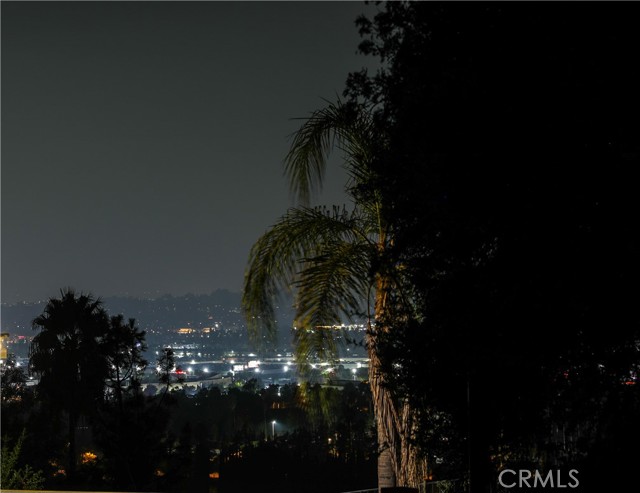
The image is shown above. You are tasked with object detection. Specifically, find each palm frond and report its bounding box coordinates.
[293,240,373,363]
[285,100,377,205]
[242,205,370,346]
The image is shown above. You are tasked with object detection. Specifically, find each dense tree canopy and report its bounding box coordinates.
[345,2,640,491]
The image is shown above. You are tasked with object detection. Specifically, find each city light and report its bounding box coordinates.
[81,451,98,464]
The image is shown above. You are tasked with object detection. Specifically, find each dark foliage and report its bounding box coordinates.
[346,2,640,491]
[29,289,111,483]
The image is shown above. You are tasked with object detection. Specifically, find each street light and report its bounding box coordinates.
[271,420,276,439]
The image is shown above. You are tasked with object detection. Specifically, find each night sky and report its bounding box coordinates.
[1,1,377,304]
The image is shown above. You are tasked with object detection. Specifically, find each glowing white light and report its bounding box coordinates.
[283,365,289,372]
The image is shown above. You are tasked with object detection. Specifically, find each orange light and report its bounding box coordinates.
[209,472,220,479]
[81,451,98,464]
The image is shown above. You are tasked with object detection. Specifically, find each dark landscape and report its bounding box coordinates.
[2,2,639,493]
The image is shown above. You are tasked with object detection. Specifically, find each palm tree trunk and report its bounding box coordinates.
[369,346,427,490]
[369,347,397,490]
[370,278,399,491]
[370,277,427,491]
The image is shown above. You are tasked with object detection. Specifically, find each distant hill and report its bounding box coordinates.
[0,290,294,336]
[0,291,370,360]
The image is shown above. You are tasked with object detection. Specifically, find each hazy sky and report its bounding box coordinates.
[1,1,378,304]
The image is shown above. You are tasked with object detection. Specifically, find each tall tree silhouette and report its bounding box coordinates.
[243,100,425,488]
[345,2,640,490]
[30,288,110,481]
[104,315,147,414]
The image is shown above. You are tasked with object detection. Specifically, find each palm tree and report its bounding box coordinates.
[243,101,426,489]
[30,288,110,481]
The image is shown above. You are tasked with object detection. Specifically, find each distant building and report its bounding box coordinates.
[0,332,9,360]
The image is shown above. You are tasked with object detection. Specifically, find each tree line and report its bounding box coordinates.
[1,288,377,492]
